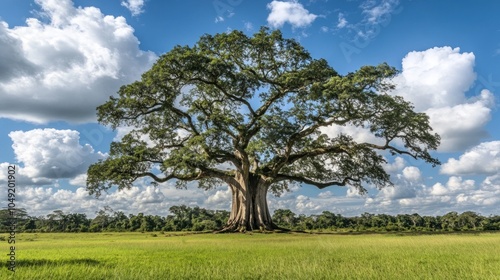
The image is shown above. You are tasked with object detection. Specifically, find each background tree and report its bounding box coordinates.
[441,211,460,231]
[87,28,440,232]
[273,209,297,229]
[0,208,29,232]
[90,206,113,232]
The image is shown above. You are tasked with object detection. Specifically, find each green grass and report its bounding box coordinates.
[1,232,499,279]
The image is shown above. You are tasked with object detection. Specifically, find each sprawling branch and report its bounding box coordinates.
[274,174,358,189]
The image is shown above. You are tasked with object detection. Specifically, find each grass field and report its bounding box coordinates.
[1,231,499,280]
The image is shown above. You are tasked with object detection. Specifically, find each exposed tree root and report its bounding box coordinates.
[214,221,291,234]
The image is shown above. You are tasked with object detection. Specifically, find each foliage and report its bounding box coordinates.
[1,207,498,233]
[87,27,440,201]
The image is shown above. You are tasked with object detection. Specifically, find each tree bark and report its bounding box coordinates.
[218,174,277,232]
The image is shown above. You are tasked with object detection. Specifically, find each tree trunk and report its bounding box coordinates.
[218,174,278,232]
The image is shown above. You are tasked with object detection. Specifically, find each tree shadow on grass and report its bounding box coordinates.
[14,258,103,267]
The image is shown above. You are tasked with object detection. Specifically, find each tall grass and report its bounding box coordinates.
[1,232,499,279]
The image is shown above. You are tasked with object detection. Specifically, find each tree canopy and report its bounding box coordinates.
[87,27,440,232]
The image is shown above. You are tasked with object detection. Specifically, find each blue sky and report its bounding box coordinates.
[0,0,499,218]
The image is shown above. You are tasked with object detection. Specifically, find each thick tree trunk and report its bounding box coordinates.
[218,175,278,232]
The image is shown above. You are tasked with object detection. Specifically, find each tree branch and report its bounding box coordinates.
[169,106,201,135]
[189,77,257,117]
[274,174,358,189]
[362,142,418,160]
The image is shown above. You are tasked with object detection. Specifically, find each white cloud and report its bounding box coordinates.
[429,182,448,196]
[0,0,156,123]
[383,157,406,173]
[11,171,500,218]
[9,129,106,180]
[369,164,422,206]
[335,0,401,42]
[361,174,500,215]
[361,0,400,24]
[295,194,322,212]
[121,0,145,16]
[402,166,422,182]
[0,162,54,186]
[0,22,38,82]
[205,188,232,209]
[69,174,88,187]
[441,141,500,175]
[319,123,384,146]
[456,191,499,207]
[267,0,318,29]
[15,181,229,217]
[425,90,493,151]
[482,175,500,192]
[392,46,476,111]
[378,184,416,201]
[317,191,333,199]
[429,176,475,196]
[346,186,363,198]
[135,186,165,204]
[244,21,254,32]
[337,12,348,28]
[391,47,494,152]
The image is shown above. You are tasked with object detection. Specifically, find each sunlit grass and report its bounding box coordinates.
[1,232,499,279]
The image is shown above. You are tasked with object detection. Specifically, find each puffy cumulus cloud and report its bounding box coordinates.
[425,90,494,151]
[19,187,64,213]
[0,162,53,186]
[429,176,476,196]
[383,157,406,173]
[295,194,322,212]
[135,186,165,204]
[228,173,499,215]
[267,190,367,216]
[362,174,500,215]
[14,174,500,218]
[443,176,499,208]
[16,182,232,217]
[391,47,494,152]
[455,191,499,207]
[367,167,422,207]
[381,185,416,200]
[402,166,422,182]
[0,22,38,82]
[361,159,494,216]
[68,174,87,187]
[319,123,385,147]
[441,141,500,175]
[9,128,107,180]
[121,0,145,16]
[482,175,500,192]
[205,187,232,209]
[317,191,333,199]
[346,186,363,198]
[267,0,318,29]
[16,186,111,216]
[0,0,156,123]
[392,47,476,110]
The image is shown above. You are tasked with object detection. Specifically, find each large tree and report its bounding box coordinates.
[87,28,440,232]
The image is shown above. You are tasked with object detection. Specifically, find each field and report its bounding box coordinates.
[1,232,499,279]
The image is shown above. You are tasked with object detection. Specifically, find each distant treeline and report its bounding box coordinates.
[1,206,499,233]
